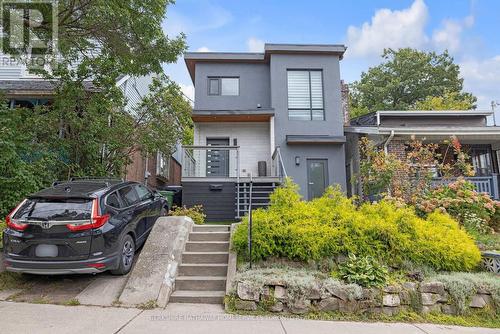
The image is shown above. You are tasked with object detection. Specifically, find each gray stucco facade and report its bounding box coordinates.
[269,53,346,195]
[194,62,271,110]
[184,43,347,200]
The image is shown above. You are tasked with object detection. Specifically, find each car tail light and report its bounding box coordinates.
[87,263,106,269]
[6,199,28,231]
[66,198,110,232]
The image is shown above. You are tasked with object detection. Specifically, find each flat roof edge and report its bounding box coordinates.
[378,110,493,116]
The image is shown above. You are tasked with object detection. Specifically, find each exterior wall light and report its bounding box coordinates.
[295,156,300,165]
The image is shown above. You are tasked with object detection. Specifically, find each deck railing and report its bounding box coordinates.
[431,175,500,199]
[182,145,284,180]
[181,145,240,179]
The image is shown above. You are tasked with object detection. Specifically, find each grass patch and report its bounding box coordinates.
[137,300,158,309]
[0,272,30,291]
[226,305,500,328]
[63,298,80,306]
[472,231,500,252]
[32,296,51,304]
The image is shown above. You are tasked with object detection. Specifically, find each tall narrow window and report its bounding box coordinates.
[287,70,324,120]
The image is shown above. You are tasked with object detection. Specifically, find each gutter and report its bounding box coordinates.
[383,130,395,154]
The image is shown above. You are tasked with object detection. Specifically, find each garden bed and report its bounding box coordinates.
[227,179,500,327]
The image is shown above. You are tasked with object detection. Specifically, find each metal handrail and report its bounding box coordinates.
[272,146,288,179]
[247,172,253,268]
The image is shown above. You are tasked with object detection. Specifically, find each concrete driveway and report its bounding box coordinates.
[0,301,498,334]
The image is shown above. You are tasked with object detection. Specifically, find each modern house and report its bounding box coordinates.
[0,66,182,188]
[345,110,500,199]
[182,43,348,221]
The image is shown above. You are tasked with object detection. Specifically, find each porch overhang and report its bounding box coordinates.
[345,126,500,141]
[0,80,96,97]
[191,109,274,122]
[286,135,346,144]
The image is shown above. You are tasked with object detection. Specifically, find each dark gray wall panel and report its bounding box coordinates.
[182,181,236,222]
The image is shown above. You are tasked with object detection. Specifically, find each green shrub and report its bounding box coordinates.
[335,254,388,288]
[232,179,481,271]
[0,220,6,248]
[170,205,206,225]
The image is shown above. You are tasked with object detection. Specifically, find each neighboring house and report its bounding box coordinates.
[182,43,348,221]
[0,68,181,188]
[345,110,500,199]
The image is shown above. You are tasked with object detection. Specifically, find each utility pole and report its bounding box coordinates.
[492,101,500,126]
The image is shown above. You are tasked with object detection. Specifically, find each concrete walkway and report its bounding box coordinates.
[0,301,498,334]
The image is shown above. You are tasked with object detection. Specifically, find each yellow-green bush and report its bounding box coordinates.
[170,205,206,225]
[232,180,481,271]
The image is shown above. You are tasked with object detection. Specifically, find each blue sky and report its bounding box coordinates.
[162,0,500,111]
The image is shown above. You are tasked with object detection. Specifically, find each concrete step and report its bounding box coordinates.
[179,264,228,276]
[169,290,225,304]
[185,241,229,252]
[193,225,230,232]
[175,276,226,291]
[189,232,230,242]
[182,252,229,264]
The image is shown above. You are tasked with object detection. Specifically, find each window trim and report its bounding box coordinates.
[287,69,325,121]
[207,76,240,96]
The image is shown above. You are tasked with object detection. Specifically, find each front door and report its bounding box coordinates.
[206,138,230,177]
[307,159,328,200]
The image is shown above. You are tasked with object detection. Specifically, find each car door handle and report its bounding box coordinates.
[308,182,314,185]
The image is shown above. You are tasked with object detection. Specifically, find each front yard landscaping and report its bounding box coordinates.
[229,179,500,328]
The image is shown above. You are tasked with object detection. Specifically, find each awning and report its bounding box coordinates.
[286,135,346,144]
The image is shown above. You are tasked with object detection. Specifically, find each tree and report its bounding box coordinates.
[413,91,476,110]
[0,1,191,215]
[350,48,476,116]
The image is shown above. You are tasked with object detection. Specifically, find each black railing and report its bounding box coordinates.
[247,173,254,268]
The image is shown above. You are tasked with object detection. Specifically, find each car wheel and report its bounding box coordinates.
[110,234,135,275]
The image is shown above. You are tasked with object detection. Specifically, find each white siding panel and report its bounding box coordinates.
[195,122,271,176]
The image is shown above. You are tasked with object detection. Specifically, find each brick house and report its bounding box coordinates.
[345,110,500,199]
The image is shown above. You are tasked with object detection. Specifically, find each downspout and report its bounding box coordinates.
[383,130,395,154]
[383,130,395,197]
[144,151,150,186]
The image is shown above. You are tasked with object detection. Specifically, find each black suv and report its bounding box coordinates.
[3,179,168,275]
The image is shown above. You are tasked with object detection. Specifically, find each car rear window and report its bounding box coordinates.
[13,198,93,221]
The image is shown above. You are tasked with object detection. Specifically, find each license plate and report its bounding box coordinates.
[35,244,58,257]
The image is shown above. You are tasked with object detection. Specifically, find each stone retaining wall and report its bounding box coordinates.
[230,280,496,316]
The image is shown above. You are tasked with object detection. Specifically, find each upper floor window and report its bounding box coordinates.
[287,70,324,120]
[208,77,239,96]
